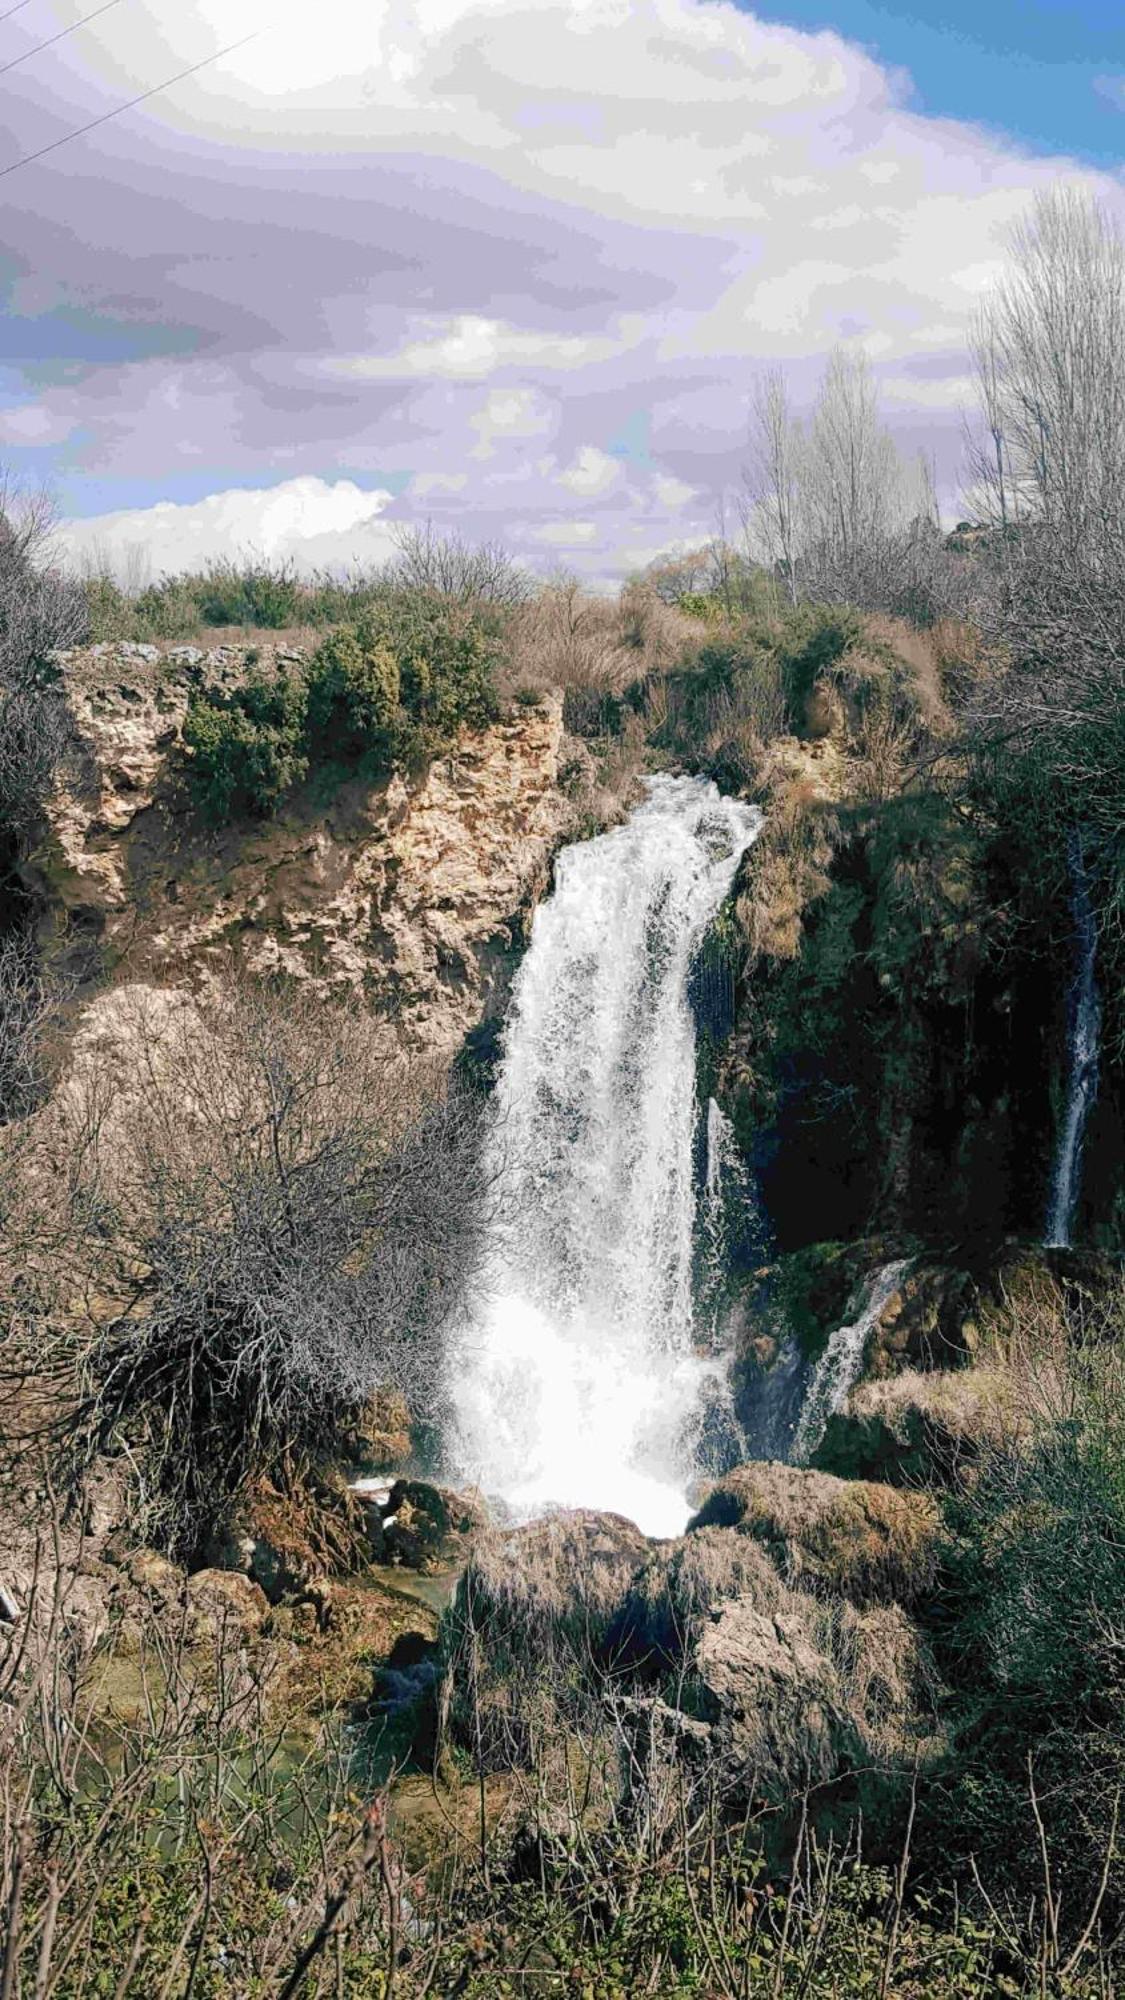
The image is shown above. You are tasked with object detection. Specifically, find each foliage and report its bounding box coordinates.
[926,1329,1125,1921]
[183,667,309,822]
[303,624,401,771]
[196,556,303,629]
[182,598,504,823]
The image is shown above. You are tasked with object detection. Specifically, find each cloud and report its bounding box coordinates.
[324,315,626,381]
[557,445,622,498]
[2,0,1122,583]
[528,520,599,547]
[652,472,697,510]
[58,478,397,579]
[0,404,74,445]
[469,387,557,459]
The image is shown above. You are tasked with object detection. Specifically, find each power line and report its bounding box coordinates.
[0,2,37,23]
[0,29,259,180]
[0,0,127,78]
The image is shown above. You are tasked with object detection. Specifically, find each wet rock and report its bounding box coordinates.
[383,1480,488,1572]
[864,1262,979,1376]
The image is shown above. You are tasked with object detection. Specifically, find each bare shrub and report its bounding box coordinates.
[0,477,82,840]
[0,932,61,1124]
[23,976,489,1557]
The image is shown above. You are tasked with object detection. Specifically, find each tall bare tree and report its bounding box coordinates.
[964,189,1125,912]
[745,350,943,616]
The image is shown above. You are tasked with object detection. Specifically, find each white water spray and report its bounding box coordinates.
[790,1260,913,1466]
[1044,836,1101,1251]
[446,775,762,1537]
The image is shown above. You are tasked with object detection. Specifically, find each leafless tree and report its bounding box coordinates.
[30,975,490,1557]
[0,933,59,1125]
[963,190,1125,929]
[744,350,946,620]
[746,370,802,604]
[388,521,532,608]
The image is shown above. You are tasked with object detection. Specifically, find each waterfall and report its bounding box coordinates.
[790,1259,913,1466]
[699,1096,757,1333]
[1044,835,1101,1250]
[445,774,762,1537]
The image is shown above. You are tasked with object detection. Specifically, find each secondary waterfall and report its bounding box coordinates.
[446,775,762,1537]
[790,1259,913,1466]
[1044,834,1101,1250]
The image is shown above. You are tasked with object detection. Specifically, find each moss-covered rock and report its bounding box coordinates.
[687,1462,941,1608]
[813,1366,1022,1487]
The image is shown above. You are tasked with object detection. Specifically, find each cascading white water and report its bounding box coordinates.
[446,775,762,1538]
[699,1096,755,1334]
[1044,835,1101,1250]
[790,1259,913,1466]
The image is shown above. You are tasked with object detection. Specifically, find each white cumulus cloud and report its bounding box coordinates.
[58,478,397,579]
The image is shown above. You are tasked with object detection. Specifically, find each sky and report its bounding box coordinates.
[0,0,1122,586]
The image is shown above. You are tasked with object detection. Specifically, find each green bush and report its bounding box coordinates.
[925,1337,1125,1923]
[304,625,402,771]
[183,669,308,822]
[396,608,501,741]
[197,558,301,629]
[775,606,862,723]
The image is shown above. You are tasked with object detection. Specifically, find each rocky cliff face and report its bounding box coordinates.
[28,643,572,1058]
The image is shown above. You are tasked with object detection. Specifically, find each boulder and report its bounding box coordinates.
[441,1510,650,1767]
[813,1365,1022,1486]
[184,1569,269,1643]
[688,1462,940,1607]
[610,1527,785,1671]
[688,1595,850,1797]
[383,1479,489,1572]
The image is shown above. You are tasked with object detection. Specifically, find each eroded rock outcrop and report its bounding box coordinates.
[30,644,571,1058]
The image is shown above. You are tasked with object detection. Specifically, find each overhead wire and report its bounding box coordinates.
[0,0,127,78]
[0,28,260,180]
[0,2,37,23]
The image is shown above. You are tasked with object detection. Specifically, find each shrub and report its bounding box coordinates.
[34,979,489,1558]
[395,606,501,742]
[304,624,401,771]
[927,1327,1125,1925]
[183,669,308,822]
[197,556,302,628]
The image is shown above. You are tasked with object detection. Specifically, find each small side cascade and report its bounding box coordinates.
[699,1096,756,1331]
[790,1259,914,1466]
[1044,833,1101,1251]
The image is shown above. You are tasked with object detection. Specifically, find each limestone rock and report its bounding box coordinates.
[185,1568,269,1642]
[689,1596,849,1795]
[30,648,570,1061]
